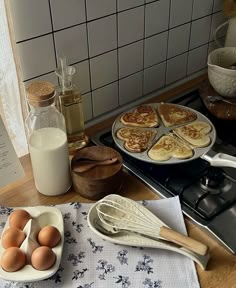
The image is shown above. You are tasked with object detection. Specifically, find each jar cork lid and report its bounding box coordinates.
[26,81,55,107]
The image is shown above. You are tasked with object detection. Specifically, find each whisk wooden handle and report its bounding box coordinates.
[160,226,208,256]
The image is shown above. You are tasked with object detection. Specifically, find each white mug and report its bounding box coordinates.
[214,17,236,47]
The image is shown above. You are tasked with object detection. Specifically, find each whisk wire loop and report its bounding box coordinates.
[96,200,163,237]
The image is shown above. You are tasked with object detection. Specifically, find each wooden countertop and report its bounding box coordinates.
[0,74,235,287]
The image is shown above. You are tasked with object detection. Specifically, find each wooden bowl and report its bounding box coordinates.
[71,146,124,200]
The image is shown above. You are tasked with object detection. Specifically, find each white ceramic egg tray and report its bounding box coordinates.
[0,206,64,282]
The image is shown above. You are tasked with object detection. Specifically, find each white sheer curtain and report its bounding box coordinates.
[0,0,28,157]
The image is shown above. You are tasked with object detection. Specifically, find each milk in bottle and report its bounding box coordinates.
[25,81,71,196]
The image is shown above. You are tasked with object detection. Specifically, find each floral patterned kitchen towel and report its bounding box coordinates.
[0,196,200,288]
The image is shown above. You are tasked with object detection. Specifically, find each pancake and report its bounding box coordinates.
[148,134,193,161]
[120,105,159,128]
[158,103,197,127]
[173,121,212,147]
[116,127,157,153]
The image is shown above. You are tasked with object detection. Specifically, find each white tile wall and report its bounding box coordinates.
[24,72,58,88]
[50,0,86,31]
[82,92,92,121]
[10,0,223,124]
[187,44,209,75]
[73,60,91,95]
[17,34,56,80]
[92,82,118,117]
[86,0,116,21]
[54,25,88,65]
[90,50,118,90]
[143,62,166,95]
[9,0,52,42]
[118,6,144,47]
[169,0,193,28]
[167,23,191,58]
[192,0,213,20]
[208,40,218,54]
[213,0,224,12]
[210,11,227,42]
[119,72,143,105]
[166,53,188,84]
[190,16,212,49]
[88,15,117,57]
[145,0,170,37]
[144,31,168,68]
[118,0,145,12]
[118,40,144,78]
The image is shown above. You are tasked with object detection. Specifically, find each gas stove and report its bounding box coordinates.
[91,89,236,254]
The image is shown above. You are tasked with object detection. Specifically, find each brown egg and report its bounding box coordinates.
[37,226,61,248]
[1,228,26,249]
[9,209,31,230]
[1,247,26,272]
[31,246,56,270]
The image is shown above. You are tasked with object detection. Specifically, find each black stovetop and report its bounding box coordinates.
[91,89,236,253]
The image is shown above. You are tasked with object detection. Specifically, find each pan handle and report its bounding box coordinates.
[202,152,236,168]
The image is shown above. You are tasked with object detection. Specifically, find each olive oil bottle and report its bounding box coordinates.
[55,57,88,154]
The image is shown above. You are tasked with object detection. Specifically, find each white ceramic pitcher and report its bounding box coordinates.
[214,17,236,47]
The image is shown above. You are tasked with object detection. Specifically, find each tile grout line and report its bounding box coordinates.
[142,3,146,96]
[185,0,195,77]
[47,0,58,86]
[116,0,120,106]
[84,0,94,119]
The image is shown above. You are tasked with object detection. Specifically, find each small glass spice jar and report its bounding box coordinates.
[25,81,71,196]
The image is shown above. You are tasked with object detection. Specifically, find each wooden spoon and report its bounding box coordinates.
[73,157,118,173]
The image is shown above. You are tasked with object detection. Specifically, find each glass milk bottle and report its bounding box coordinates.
[55,57,88,155]
[25,81,71,196]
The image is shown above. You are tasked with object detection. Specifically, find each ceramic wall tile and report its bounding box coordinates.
[144,31,168,68]
[192,0,213,20]
[17,35,56,81]
[86,0,116,21]
[145,0,170,37]
[54,24,88,65]
[167,23,191,58]
[9,0,52,42]
[90,50,118,90]
[143,62,166,95]
[92,82,118,117]
[118,40,144,78]
[11,0,222,125]
[82,92,92,122]
[88,15,117,57]
[169,0,193,28]
[166,53,188,84]
[208,41,218,54]
[50,0,86,31]
[117,0,145,11]
[24,72,58,88]
[73,60,91,95]
[190,16,212,49]
[213,0,223,12]
[119,72,143,105]
[187,44,208,75]
[210,11,227,42]
[118,6,144,46]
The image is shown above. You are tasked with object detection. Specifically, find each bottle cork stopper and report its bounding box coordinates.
[26,81,55,107]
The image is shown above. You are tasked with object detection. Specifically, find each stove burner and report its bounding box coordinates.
[182,166,235,219]
[200,167,232,194]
